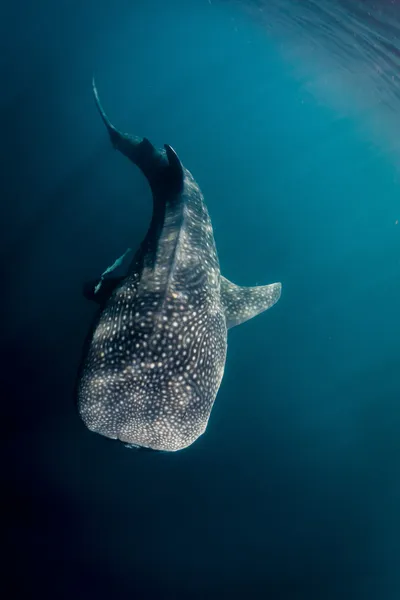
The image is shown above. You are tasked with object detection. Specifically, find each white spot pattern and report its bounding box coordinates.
[78,156,281,452]
[78,167,227,451]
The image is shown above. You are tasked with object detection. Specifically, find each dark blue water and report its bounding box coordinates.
[3,0,400,598]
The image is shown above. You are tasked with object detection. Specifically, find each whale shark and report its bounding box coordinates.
[77,80,281,452]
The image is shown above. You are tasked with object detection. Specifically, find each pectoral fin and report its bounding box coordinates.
[83,248,132,305]
[83,276,125,305]
[220,276,281,329]
[98,247,132,279]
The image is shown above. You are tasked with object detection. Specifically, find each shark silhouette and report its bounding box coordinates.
[77,80,281,452]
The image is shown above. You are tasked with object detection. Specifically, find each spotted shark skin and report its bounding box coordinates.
[77,80,281,452]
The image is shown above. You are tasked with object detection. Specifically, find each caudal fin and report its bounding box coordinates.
[92,78,183,193]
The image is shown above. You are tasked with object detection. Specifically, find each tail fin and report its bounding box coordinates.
[92,78,183,193]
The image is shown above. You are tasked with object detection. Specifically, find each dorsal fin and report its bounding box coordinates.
[164,144,184,191]
[220,276,281,329]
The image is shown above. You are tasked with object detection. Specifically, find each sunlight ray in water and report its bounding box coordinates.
[226,0,400,160]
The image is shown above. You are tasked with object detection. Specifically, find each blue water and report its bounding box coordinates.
[3,0,400,598]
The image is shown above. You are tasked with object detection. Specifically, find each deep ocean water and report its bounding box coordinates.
[3,0,400,598]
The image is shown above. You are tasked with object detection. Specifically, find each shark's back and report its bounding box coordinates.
[78,167,227,451]
[77,80,282,453]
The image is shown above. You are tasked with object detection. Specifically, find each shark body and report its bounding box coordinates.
[77,81,281,452]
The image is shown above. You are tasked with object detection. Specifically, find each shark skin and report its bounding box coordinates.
[77,80,281,452]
